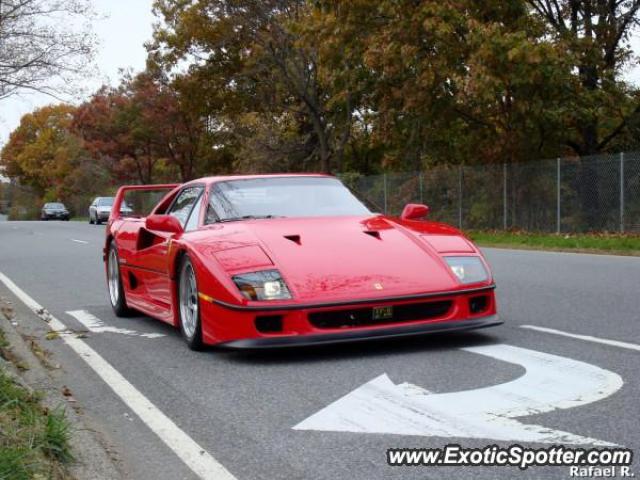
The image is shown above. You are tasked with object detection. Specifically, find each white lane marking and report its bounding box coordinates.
[67,310,165,339]
[521,325,640,352]
[0,271,236,480]
[71,239,89,244]
[294,344,622,445]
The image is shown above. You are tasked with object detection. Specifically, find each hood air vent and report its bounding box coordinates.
[284,234,301,245]
[363,230,381,239]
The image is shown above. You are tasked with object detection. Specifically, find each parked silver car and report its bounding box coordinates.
[89,197,132,225]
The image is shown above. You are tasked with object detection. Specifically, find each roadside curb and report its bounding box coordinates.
[0,291,124,480]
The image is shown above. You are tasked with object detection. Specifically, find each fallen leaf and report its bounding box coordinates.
[45,331,60,340]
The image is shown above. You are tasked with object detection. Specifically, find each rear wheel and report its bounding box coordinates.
[178,255,204,350]
[107,242,132,316]
[89,211,94,224]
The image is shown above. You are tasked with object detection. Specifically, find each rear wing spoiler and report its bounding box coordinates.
[111,184,180,221]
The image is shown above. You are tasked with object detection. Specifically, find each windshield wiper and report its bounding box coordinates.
[217,215,284,223]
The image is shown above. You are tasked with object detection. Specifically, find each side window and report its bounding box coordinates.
[205,196,219,224]
[167,187,203,227]
[185,193,203,232]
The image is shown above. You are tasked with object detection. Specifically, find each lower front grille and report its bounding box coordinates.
[308,300,453,329]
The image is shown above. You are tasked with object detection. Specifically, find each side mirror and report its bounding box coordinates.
[145,214,183,234]
[401,203,430,220]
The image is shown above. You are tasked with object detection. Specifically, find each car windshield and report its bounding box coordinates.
[98,197,114,207]
[207,177,372,222]
[45,203,65,209]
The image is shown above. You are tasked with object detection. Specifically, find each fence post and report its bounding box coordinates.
[620,152,625,233]
[458,165,463,229]
[383,173,388,214]
[418,172,424,204]
[557,157,561,234]
[502,163,507,230]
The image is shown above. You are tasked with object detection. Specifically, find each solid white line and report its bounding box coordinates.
[521,325,640,352]
[71,239,89,244]
[0,271,236,480]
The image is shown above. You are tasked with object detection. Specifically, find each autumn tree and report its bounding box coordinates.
[306,1,576,170]
[74,71,230,183]
[150,0,357,173]
[526,0,640,156]
[0,104,89,201]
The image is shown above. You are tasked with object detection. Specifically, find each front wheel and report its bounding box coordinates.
[107,242,132,316]
[178,255,204,350]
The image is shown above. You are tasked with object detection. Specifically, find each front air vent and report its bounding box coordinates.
[255,315,283,333]
[469,295,489,314]
[284,234,301,245]
[309,301,452,329]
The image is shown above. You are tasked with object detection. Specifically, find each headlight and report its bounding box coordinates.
[444,256,489,284]
[232,270,292,301]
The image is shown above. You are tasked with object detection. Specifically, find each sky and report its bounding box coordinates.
[0,0,156,147]
[2,2,640,150]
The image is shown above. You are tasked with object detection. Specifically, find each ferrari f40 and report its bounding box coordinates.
[104,175,500,350]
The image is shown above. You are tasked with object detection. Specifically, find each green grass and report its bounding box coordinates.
[0,344,73,479]
[468,230,640,255]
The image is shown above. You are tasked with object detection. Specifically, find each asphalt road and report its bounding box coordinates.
[0,220,638,480]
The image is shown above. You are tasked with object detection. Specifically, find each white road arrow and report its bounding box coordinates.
[66,310,165,339]
[293,344,622,445]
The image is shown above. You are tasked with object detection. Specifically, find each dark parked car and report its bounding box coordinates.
[41,202,70,221]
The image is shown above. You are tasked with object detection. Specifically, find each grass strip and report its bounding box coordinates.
[0,330,73,480]
[468,230,640,256]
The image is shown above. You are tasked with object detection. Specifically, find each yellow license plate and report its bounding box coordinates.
[372,306,393,321]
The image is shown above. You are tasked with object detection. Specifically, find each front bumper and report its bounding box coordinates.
[42,212,69,219]
[200,285,499,348]
[219,314,501,348]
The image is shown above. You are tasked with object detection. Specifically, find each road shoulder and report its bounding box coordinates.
[0,286,125,480]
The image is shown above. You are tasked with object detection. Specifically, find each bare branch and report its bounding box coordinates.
[0,0,96,101]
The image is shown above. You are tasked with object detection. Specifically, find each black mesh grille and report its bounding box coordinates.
[308,301,452,329]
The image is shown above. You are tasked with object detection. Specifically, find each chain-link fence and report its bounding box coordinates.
[2,150,639,231]
[342,151,640,233]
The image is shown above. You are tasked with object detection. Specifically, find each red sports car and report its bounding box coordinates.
[104,175,499,350]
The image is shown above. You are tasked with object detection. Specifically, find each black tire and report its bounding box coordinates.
[107,241,133,317]
[177,255,204,351]
[89,212,94,224]
[95,215,102,225]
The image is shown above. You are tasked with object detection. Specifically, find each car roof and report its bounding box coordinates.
[182,173,334,187]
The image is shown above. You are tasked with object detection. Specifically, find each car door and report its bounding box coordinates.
[134,186,204,319]
[90,198,97,220]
